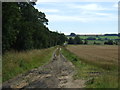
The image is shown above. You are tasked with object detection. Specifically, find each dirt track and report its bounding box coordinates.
[3,48,85,88]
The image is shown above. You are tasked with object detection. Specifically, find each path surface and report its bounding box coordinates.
[3,48,85,88]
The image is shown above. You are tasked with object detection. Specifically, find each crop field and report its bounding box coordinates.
[67,45,118,69]
[61,45,118,88]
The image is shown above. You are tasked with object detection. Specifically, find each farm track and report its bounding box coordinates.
[2,49,85,88]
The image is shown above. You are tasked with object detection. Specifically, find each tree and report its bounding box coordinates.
[74,36,82,44]
[94,41,96,44]
[84,39,88,44]
[2,2,21,52]
[68,38,74,44]
[104,40,114,45]
[2,2,67,53]
[87,37,96,40]
[70,33,76,37]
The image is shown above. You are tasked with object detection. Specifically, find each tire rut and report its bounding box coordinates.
[2,48,86,89]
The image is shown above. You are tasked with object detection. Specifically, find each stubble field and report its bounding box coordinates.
[67,45,118,70]
[61,45,119,88]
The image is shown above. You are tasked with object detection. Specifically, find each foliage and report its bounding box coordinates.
[68,36,83,44]
[104,40,114,45]
[67,35,119,45]
[68,38,74,44]
[86,37,96,40]
[74,36,83,44]
[69,33,76,36]
[2,2,66,53]
[84,39,88,44]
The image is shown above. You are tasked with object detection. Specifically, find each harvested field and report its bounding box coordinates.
[67,45,118,69]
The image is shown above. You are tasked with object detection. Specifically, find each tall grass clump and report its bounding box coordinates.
[3,47,56,82]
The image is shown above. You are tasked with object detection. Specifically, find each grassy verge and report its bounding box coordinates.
[61,47,118,88]
[3,47,56,82]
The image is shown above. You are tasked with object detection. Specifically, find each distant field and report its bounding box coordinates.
[67,45,118,69]
[67,35,119,45]
[67,36,119,40]
[80,36,118,40]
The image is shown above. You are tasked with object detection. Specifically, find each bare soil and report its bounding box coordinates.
[2,49,86,89]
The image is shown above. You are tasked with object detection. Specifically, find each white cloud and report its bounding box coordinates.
[34,5,60,13]
[113,3,118,7]
[36,0,118,3]
[37,8,59,13]
[94,13,112,16]
[81,11,113,16]
[46,14,117,23]
[47,15,87,22]
[68,4,110,11]
[35,2,117,23]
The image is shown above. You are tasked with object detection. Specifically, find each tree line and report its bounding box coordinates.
[67,36,119,45]
[2,2,66,53]
[67,36,86,44]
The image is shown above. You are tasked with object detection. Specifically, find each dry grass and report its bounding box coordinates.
[3,47,56,82]
[67,45,118,70]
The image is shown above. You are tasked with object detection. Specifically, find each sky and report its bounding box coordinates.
[34,0,118,35]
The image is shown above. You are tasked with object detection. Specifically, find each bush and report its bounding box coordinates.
[84,39,88,44]
[87,37,96,40]
[104,40,114,45]
[68,36,83,44]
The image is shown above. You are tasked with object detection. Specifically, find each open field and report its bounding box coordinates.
[66,45,118,70]
[80,36,118,40]
[67,35,119,40]
[61,45,118,88]
[3,47,56,82]
[67,35,119,45]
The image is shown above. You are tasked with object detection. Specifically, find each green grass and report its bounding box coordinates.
[67,35,119,45]
[67,36,118,40]
[2,47,56,82]
[100,36,118,39]
[86,40,104,45]
[61,47,118,88]
[79,36,118,40]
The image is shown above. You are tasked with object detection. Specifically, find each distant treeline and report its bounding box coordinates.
[104,34,119,36]
[2,2,66,53]
[67,36,119,45]
[67,36,85,44]
[68,33,120,37]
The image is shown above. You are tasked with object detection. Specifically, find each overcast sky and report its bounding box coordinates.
[35,0,118,35]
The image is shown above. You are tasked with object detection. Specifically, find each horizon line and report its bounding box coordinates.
[64,32,119,35]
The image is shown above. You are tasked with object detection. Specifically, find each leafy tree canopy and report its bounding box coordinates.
[2,2,66,53]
